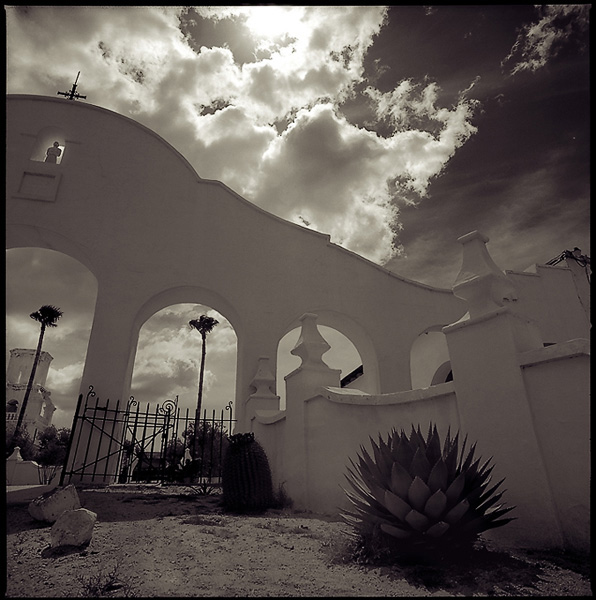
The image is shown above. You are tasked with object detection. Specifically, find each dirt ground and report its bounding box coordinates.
[5,485,592,598]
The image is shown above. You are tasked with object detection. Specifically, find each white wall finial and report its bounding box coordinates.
[249,356,277,399]
[453,231,517,319]
[291,313,331,370]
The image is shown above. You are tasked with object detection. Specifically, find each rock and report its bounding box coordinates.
[51,508,97,548]
[28,484,81,523]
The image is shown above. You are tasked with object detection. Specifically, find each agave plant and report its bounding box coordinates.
[342,424,515,559]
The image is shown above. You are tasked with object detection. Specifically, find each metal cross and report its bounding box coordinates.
[57,71,87,101]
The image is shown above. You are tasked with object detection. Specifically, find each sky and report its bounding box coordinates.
[5,6,590,430]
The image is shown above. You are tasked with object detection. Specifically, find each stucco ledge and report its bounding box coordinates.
[319,381,456,406]
[252,409,286,425]
[519,338,590,369]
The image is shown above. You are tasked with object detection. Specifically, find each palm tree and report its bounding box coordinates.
[13,305,63,441]
[189,315,219,461]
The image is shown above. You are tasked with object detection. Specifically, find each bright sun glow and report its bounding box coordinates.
[242,6,305,42]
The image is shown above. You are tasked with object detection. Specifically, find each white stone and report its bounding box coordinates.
[28,484,81,523]
[51,508,97,548]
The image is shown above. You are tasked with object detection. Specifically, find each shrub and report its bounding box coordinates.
[341,424,515,562]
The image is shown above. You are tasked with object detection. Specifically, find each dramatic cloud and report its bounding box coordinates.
[6,5,479,266]
[6,6,589,426]
[502,5,590,74]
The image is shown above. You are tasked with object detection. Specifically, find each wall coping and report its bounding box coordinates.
[519,338,590,369]
[253,409,286,425]
[319,381,456,406]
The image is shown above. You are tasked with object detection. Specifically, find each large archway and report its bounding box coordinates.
[5,247,98,430]
[130,303,238,418]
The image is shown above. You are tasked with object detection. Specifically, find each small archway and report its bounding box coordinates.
[276,325,362,410]
[409,326,452,389]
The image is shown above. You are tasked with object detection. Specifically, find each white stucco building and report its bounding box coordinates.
[6,95,589,552]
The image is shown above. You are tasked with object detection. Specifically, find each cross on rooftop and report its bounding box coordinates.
[57,71,87,101]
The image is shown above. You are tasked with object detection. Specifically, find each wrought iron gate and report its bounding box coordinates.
[60,386,235,486]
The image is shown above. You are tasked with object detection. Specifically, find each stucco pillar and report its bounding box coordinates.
[67,285,139,484]
[283,314,341,510]
[443,232,564,549]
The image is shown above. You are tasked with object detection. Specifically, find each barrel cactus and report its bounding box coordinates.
[222,432,274,513]
[342,424,515,560]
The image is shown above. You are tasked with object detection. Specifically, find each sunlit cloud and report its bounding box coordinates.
[502,5,590,75]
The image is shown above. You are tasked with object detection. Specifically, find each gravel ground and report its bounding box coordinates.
[5,486,592,597]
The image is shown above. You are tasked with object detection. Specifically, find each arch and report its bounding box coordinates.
[6,247,98,429]
[130,302,238,416]
[276,309,380,407]
[409,326,451,389]
[30,125,66,164]
[6,224,100,280]
[130,287,245,411]
[430,360,453,385]
[276,324,362,409]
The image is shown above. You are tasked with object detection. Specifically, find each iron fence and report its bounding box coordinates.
[60,386,235,487]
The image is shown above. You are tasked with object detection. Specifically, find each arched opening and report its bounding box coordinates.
[276,325,362,410]
[5,247,98,430]
[409,327,452,389]
[130,303,238,418]
[29,126,66,164]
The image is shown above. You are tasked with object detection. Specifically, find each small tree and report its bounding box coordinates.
[6,428,36,461]
[35,426,71,484]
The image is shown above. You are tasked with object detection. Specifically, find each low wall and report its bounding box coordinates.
[254,382,459,516]
[6,447,63,486]
[306,383,459,515]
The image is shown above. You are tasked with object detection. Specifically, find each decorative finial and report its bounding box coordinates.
[57,71,87,101]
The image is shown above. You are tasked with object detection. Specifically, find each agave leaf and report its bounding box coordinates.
[443,426,452,455]
[484,503,516,520]
[390,461,413,498]
[369,481,390,506]
[380,523,412,539]
[444,499,469,524]
[424,521,450,538]
[457,434,469,471]
[371,438,391,480]
[444,432,460,479]
[468,464,495,491]
[445,471,466,505]
[393,434,415,469]
[460,441,478,473]
[469,478,506,510]
[424,425,442,467]
[359,445,385,486]
[343,473,385,509]
[427,458,448,493]
[408,476,432,512]
[464,456,481,484]
[384,490,411,521]
[461,510,516,535]
[405,509,430,532]
[411,425,427,453]
[423,489,447,520]
[409,447,432,482]
[475,491,505,514]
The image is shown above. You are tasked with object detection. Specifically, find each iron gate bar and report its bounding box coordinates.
[60,386,235,485]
